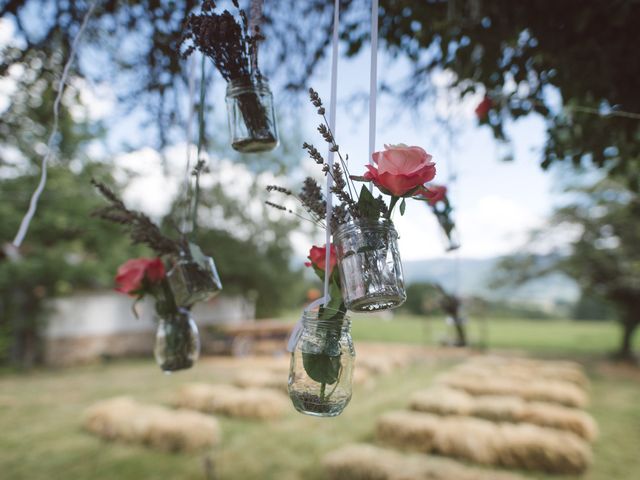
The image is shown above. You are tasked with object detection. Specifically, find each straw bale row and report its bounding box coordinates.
[376,410,591,474]
[83,397,220,452]
[323,443,527,480]
[409,387,597,441]
[174,383,289,419]
[436,372,587,408]
[457,356,589,389]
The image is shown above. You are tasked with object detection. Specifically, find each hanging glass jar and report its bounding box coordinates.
[288,309,355,417]
[225,76,279,153]
[154,308,201,373]
[432,204,460,252]
[442,224,460,252]
[333,218,406,312]
[436,215,461,252]
[165,252,222,308]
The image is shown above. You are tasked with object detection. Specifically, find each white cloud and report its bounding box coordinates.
[0,64,22,114]
[0,18,16,47]
[112,147,180,218]
[68,78,116,121]
[455,195,544,258]
[111,145,302,243]
[394,201,447,261]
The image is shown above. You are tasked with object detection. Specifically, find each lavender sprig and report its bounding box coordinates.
[182,1,275,149]
[91,179,180,256]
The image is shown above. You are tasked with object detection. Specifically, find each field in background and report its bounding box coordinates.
[1,317,639,480]
[350,314,638,357]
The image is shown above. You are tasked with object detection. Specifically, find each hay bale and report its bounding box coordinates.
[409,387,474,416]
[463,357,589,389]
[357,356,396,375]
[174,383,288,420]
[376,410,592,474]
[517,401,598,441]
[83,397,220,452]
[409,388,597,441]
[232,369,287,391]
[323,443,527,480]
[437,373,587,408]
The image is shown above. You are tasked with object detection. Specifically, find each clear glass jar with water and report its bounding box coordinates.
[333,218,406,311]
[288,309,355,417]
[225,76,279,153]
[165,253,222,308]
[154,308,201,373]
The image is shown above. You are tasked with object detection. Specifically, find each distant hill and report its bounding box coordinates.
[402,257,579,305]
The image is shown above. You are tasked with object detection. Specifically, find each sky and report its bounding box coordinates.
[263,46,555,261]
[1,14,557,262]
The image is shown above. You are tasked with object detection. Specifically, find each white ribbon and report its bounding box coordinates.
[323,0,340,299]
[11,1,97,248]
[368,0,379,168]
[286,297,326,352]
[180,55,197,234]
[287,0,341,352]
[249,0,264,32]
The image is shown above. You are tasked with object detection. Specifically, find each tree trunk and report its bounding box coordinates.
[616,313,639,361]
[452,317,467,347]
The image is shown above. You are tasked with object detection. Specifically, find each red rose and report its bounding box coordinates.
[115,257,165,295]
[474,95,493,120]
[420,184,448,205]
[364,144,436,197]
[304,244,337,274]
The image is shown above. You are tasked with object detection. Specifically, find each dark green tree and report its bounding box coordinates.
[285,0,640,185]
[0,164,139,366]
[494,178,640,360]
[403,282,442,316]
[170,171,306,318]
[3,1,639,184]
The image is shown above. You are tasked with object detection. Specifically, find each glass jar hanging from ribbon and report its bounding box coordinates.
[434,208,461,252]
[288,308,355,417]
[225,76,278,153]
[334,218,406,312]
[165,245,222,308]
[154,308,201,373]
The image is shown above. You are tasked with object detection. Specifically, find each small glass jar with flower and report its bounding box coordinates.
[266,88,440,312]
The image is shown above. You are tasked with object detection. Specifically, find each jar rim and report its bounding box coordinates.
[302,308,350,327]
[226,75,270,92]
[333,217,397,241]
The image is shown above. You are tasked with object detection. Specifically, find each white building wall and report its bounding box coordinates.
[43,290,256,365]
[45,291,255,339]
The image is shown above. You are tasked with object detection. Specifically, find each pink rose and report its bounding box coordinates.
[364,144,436,197]
[420,185,448,205]
[475,95,493,120]
[115,257,165,295]
[305,245,337,274]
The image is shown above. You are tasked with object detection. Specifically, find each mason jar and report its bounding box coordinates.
[436,214,460,252]
[432,204,460,252]
[288,310,355,417]
[154,308,201,373]
[442,224,461,252]
[165,254,222,308]
[333,218,407,311]
[225,76,279,153]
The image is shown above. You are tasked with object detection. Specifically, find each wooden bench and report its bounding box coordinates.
[203,320,293,356]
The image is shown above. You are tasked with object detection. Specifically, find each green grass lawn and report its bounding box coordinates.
[351,314,639,357]
[0,317,639,480]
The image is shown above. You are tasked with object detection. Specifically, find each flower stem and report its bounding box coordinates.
[387,196,400,219]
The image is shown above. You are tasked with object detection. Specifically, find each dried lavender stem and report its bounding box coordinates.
[321,113,359,202]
